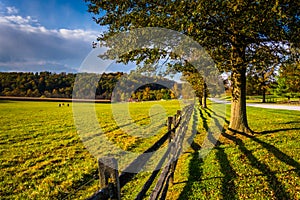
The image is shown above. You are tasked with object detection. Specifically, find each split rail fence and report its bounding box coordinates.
[87,104,194,200]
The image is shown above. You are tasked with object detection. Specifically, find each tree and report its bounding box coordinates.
[181,71,206,107]
[246,66,277,103]
[86,0,299,134]
[246,46,279,103]
[275,61,300,99]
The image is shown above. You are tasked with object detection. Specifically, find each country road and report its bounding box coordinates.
[209,98,300,112]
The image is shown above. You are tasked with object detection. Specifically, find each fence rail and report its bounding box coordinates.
[87,104,194,200]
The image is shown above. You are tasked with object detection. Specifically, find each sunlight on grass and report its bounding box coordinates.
[167,101,300,199]
[0,100,180,199]
[1,100,299,199]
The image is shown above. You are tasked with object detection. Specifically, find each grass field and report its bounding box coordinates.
[1,100,300,199]
[167,102,300,199]
[0,100,181,199]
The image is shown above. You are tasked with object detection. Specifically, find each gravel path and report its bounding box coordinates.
[209,98,300,111]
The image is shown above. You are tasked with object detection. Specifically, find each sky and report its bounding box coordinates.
[0,0,108,73]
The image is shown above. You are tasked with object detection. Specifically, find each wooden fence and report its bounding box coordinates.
[87,104,194,200]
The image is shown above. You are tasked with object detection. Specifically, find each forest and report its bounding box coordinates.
[1,63,299,102]
[0,71,180,101]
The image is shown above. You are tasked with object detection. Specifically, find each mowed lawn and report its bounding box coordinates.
[1,100,300,199]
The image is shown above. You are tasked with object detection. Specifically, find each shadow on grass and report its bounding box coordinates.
[198,108,209,132]
[177,142,204,200]
[235,130,300,177]
[207,111,237,199]
[177,104,298,199]
[62,168,98,199]
[259,128,300,135]
[222,131,291,199]
[205,107,230,125]
[178,107,237,199]
[0,100,14,104]
[177,106,203,199]
[215,146,237,200]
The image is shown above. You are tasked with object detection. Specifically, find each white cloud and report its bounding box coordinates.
[0,8,100,72]
[0,13,98,43]
[6,6,18,14]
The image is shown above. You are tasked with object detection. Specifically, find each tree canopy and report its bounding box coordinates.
[86,0,300,134]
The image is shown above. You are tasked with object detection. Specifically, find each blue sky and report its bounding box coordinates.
[0,0,108,72]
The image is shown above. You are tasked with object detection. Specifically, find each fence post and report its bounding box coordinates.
[176,110,181,125]
[167,116,174,143]
[169,110,182,186]
[98,157,121,200]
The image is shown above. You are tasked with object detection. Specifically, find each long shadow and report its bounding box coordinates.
[177,107,203,199]
[178,142,204,200]
[236,131,300,177]
[199,107,220,146]
[222,131,291,199]
[215,146,237,200]
[260,128,300,135]
[206,107,230,125]
[207,113,237,199]
[198,108,209,132]
[0,100,14,103]
[82,113,163,143]
[195,107,237,199]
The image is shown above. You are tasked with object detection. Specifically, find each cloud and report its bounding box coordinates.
[0,7,99,72]
[6,6,18,14]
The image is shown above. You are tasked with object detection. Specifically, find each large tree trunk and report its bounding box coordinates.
[202,82,207,108]
[229,67,253,134]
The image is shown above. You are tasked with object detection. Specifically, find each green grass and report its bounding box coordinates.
[167,102,300,199]
[1,100,300,199]
[0,100,181,199]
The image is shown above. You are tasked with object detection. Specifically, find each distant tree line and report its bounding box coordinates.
[0,72,74,98]
[0,71,182,101]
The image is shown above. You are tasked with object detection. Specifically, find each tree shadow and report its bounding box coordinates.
[207,114,237,199]
[222,131,291,199]
[205,107,230,125]
[177,142,204,200]
[191,107,237,199]
[199,107,223,146]
[215,146,237,200]
[0,100,14,103]
[259,128,300,135]
[177,107,203,199]
[234,130,300,177]
[198,108,209,132]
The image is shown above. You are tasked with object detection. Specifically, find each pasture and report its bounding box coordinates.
[0,100,181,199]
[1,100,300,199]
